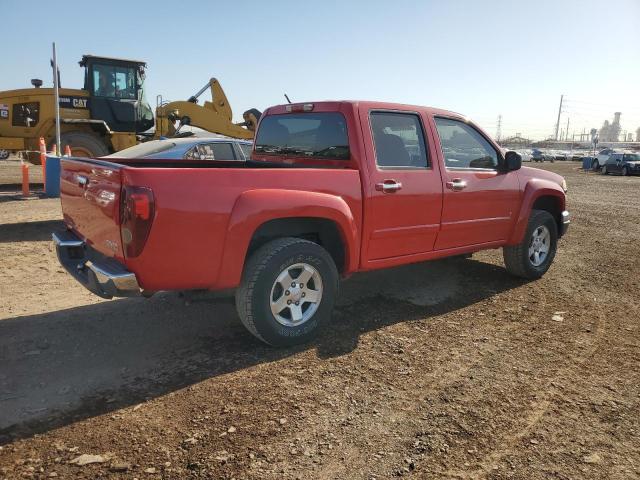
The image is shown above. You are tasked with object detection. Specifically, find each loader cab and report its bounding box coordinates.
[80,55,154,133]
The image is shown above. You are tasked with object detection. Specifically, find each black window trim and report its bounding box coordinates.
[368,109,431,171]
[433,115,504,172]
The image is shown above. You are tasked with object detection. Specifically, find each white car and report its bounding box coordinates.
[592,148,619,170]
[518,150,533,162]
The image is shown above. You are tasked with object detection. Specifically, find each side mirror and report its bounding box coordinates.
[504,151,522,172]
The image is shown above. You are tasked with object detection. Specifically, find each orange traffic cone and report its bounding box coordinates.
[39,137,46,186]
[21,161,30,197]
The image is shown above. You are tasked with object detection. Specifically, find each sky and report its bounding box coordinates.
[1,0,639,141]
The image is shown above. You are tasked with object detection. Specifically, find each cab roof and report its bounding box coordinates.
[264,100,466,120]
[79,55,147,67]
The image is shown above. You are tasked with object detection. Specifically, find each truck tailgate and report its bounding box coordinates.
[60,158,125,261]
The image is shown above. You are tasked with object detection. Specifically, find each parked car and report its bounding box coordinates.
[53,100,569,346]
[592,148,618,170]
[601,152,640,176]
[104,137,253,161]
[531,149,554,162]
[517,150,532,162]
[554,151,568,161]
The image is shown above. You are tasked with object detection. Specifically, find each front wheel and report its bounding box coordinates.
[0,150,9,160]
[592,159,600,170]
[602,165,608,175]
[236,237,339,346]
[622,166,629,176]
[503,209,558,279]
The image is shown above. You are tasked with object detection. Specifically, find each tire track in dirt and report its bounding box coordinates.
[439,276,608,478]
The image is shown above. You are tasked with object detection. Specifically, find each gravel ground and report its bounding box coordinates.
[0,162,638,479]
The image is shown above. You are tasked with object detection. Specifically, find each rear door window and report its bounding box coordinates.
[186,142,237,160]
[370,111,428,168]
[255,112,349,160]
[239,143,252,160]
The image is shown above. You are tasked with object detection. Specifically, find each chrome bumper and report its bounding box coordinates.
[560,210,570,237]
[52,230,141,299]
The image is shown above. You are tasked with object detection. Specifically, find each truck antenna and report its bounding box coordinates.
[284,94,292,104]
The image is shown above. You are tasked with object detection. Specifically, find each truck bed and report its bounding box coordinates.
[59,156,363,292]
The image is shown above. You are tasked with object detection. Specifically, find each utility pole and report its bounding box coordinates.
[52,42,61,156]
[565,117,570,143]
[496,115,502,142]
[554,94,563,141]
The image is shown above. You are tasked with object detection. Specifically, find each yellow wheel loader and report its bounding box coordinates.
[0,55,259,163]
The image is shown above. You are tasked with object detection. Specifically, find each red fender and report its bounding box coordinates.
[508,179,566,245]
[215,189,360,289]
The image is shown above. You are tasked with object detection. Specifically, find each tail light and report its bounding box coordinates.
[121,186,155,258]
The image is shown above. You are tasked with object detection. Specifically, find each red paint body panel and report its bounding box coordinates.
[58,100,567,294]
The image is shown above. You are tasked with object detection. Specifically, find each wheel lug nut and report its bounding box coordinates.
[287,300,291,305]
[299,283,304,288]
[285,290,290,295]
[302,292,306,297]
[295,301,299,305]
[291,282,296,287]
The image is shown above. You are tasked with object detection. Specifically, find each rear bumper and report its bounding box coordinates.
[52,230,141,299]
[560,210,570,237]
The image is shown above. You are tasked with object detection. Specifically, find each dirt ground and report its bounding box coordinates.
[0,162,638,479]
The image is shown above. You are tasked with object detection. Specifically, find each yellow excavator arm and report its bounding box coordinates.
[155,78,260,140]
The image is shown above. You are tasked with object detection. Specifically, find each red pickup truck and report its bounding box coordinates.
[53,101,569,346]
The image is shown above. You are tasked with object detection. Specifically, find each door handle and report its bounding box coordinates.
[375,180,403,193]
[446,178,467,191]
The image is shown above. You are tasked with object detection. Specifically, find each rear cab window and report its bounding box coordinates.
[254,112,349,160]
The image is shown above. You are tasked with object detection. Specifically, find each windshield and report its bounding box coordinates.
[623,154,640,161]
[105,141,176,158]
[92,63,137,99]
[255,112,349,160]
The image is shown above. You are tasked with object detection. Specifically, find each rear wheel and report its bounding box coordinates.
[503,209,558,279]
[622,166,629,176]
[602,165,608,175]
[236,237,339,346]
[0,150,9,160]
[60,132,109,158]
[592,159,600,170]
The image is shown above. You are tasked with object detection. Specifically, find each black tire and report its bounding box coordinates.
[602,165,608,175]
[503,209,558,280]
[592,159,599,170]
[236,237,339,347]
[0,150,9,160]
[59,131,109,158]
[622,167,629,177]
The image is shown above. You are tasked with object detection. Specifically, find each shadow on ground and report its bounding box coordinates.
[0,220,63,242]
[0,256,526,444]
